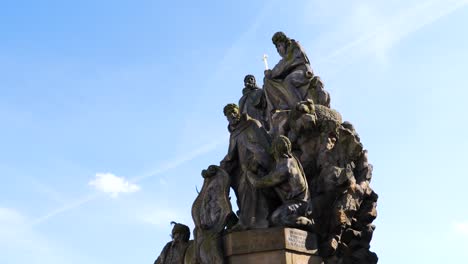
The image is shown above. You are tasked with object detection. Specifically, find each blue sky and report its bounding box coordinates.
[1,0,468,263]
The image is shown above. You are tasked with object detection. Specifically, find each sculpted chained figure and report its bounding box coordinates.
[246,135,314,231]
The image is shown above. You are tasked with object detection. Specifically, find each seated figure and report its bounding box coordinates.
[264,32,314,115]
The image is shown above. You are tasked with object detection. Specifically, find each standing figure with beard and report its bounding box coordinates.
[238,74,269,130]
[220,103,274,231]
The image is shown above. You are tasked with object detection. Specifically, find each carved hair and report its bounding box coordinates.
[223,103,239,116]
[272,135,293,158]
[170,221,190,242]
[243,74,255,83]
[311,76,324,88]
[272,31,291,45]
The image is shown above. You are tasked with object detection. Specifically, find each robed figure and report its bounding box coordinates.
[220,104,273,230]
[264,32,314,115]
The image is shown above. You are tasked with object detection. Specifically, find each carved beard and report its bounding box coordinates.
[230,117,240,126]
[277,43,287,58]
[245,82,256,89]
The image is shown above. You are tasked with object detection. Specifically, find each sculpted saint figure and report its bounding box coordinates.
[238,74,269,130]
[154,222,191,264]
[220,103,274,230]
[246,136,313,231]
[264,32,314,115]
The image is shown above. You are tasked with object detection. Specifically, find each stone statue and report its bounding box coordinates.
[238,74,269,130]
[154,222,191,264]
[263,31,314,115]
[287,100,343,195]
[310,121,378,263]
[220,103,275,230]
[186,165,233,264]
[308,76,330,108]
[246,135,314,231]
[151,31,378,264]
[287,100,318,166]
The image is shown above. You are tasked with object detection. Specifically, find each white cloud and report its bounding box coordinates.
[32,140,224,227]
[453,221,468,236]
[89,173,140,198]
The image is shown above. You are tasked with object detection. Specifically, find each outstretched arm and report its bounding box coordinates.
[246,165,288,188]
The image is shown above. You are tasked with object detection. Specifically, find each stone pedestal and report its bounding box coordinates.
[224,227,323,264]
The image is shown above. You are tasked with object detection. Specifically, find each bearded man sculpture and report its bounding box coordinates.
[264,32,314,115]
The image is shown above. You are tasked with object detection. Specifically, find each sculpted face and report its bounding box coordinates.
[226,108,241,126]
[172,232,183,243]
[244,75,256,88]
[275,42,287,57]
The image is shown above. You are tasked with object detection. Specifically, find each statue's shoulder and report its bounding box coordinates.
[245,114,262,127]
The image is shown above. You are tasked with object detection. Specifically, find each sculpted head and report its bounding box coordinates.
[272,135,293,160]
[170,221,190,243]
[223,103,241,126]
[296,99,315,114]
[272,31,290,57]
[311,76,324,89]
[243,74,256,89]
[201,165,218,178]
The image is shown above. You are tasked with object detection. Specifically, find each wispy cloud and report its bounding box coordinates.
[31,139,226,226]
[30,194,98,227]
[318,0,468,66]
[89,173,140,198]
[133,137,226,182]
[453,221,468,236]
[0,207,27,236]
[29,177,67,204]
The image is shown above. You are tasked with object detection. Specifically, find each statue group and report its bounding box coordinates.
[154,32,378,264]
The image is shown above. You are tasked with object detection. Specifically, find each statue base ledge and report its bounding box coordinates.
[223,227,323,264]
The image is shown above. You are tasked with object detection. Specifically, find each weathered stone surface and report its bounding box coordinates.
[220,103,275,230]
[226,250,323,264]
[224,228,322,264]
[188,165,233,264]
[155,31,378,264]
[224,227,319,256]
[264,32,314,115]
